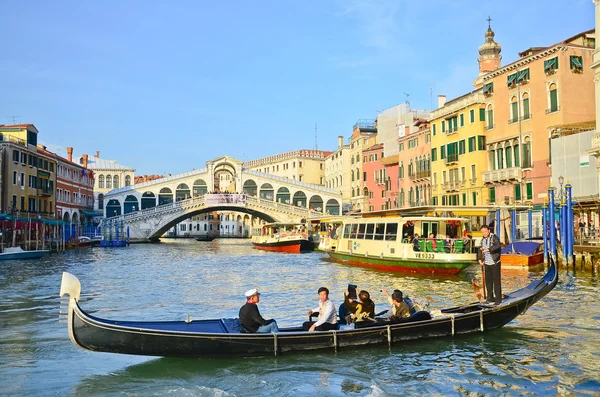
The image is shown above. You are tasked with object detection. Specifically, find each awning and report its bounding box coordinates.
[80,209,101,216]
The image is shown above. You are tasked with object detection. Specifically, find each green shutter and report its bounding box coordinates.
[550,89,558,112]
[523,98,530,119]
[442,120,446,132]
[487,109,494,128]
[544,57,557,73]
[441,145,446,159]
[468,137,474,152]
[526,182,533,200]
[432,124,437,135]
[478,136,486,150]
[459,140,465,155]
[515,184,522,201]
[506,148,512,168]
[462,194,467,205]
[571,56,583,69]
[460,114,464,127]
[472,192,477,206]
[490,187,496,202]
[514,145,520,167]
[470,109,475,123]
[453,117,458,131]
[507,73,517,86]
[517,68,529,83]
[479,108,485,121]
[511,102,519,122]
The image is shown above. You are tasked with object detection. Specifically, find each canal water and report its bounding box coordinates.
[0,239,599,396]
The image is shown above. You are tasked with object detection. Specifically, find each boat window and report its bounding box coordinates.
[350,223,358,239]
[421,221,440,237]
[402,220,415,239]
[431,222,439,236]
[365,223,375,239]
[385,223,398,241]
[358,223,366,239]
[445,221,459,239]
[374,223,385,240]
[343,224,351,238]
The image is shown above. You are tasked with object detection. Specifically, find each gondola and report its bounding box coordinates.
[59,259,557,358]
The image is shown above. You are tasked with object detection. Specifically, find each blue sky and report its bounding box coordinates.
[0,0,594,175]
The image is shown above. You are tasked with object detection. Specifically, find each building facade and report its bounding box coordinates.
[0,124,57,219]
[361,143,385,212]
[77,151,135,212]
[588,1,600,199]
[348,120,378,212]
[430,91,489,206]
[325,136,352,206]
[398,119,432,208]
[38,146,95,226]
[244,149,332,186]
[479,28,596,205]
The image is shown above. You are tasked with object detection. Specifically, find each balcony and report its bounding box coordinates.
[469,178,477,185]
[409,170,431,181]
[441,180,465,192]
[37,187,53,196]
[445,153,459,165]
[482,167,522,184]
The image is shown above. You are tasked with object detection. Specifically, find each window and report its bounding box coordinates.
[483,82,493,97]
[497,148,504,169]
[399,163,404,178]
[13,170,17,185]
[13,150,19,162]
[440,145,446,160]
[523,140,532,168]
[522,93,530,120]
[98,175,104,188]
[113,176,119,188]
[399,143,404,152]
[431,148,437,162]
[489,187,496,203]
[516,68,530,85]
[486,105,494,129]
[514,145,520,167]
[470,109,475,123]
[471,164,476,181]
[299,161,303,168]
[363,172,367,182]
[477,136,486,151]
[49,162,54,173]
[125,175,131,186]
[570,56,583,73]
[544,57,558,75]
[507,72,518,88]
[20,172,24,187]
[106,175,112,189]
[441,120,446,133]
[468,137,475,152]
[459,113,464,127]
[432,124,437,136]
[515,184,522,201]
[20,152,26,164]
[549,83,558,113]
[526,182,533,200]
[459,140,465,155]
[510,96,519,123]
[506,146,512,168]
[479,108,485,122]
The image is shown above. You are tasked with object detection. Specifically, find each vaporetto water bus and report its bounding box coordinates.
[251,222,320,253]
[327,216,477,274]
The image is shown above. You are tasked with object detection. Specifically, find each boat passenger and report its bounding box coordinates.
[303,287,337,332]
[412,234,420,251]
[389,290,411,321]
[342,289,375,324]
[428,233,437,251]
[239,289,279,333]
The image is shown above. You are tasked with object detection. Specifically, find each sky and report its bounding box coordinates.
[0,0,594,175]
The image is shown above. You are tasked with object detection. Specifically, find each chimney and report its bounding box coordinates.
[82,154,88,168]
[95,150,100,158]
[144,175,148,182]
[437,95,447,109]
[67,147,73,162]
[338,136,344,149]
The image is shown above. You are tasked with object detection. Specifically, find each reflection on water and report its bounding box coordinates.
[0,238,599,396]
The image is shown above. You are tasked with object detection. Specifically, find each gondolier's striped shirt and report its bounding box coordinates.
[481,236,496,266]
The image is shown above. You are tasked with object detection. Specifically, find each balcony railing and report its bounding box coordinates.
[445,153,459,164]
[408,170,431,181]
[469,178,477,185]
[441,180,465,192]
[0,133,27,147]
[482,167,522,184]
[37,187,53,196]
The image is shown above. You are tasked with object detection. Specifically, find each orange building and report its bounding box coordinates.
[477,29,596,205]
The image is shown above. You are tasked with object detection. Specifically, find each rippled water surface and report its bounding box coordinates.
[1,239,599,396]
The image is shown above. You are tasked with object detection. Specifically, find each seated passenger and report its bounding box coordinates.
[343,289,375,323]
[389,290,411,320]
[428,233,437,250]
[303,287,337,332]
[239,288,279,333]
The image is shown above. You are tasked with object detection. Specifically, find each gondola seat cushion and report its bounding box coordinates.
[221,318,242,333]
[356,311,432,328]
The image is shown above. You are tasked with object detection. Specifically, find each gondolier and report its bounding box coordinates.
[478,225,502,305]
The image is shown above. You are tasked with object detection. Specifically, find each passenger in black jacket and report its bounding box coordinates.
[478,225,503,305]
[239,288,279,333]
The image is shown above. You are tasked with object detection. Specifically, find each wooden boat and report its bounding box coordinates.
[251,223,317,253]
[328,216,477,274]
[501,241,544,267]
[59,259,557,358]
[0,246,49,260]
[66,236,93,249]
[195,234,216,242]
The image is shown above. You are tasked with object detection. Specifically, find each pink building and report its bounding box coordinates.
[361,143,387,212]
[397,120,432,207]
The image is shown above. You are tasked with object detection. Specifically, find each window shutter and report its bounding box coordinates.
[479,108,485,121]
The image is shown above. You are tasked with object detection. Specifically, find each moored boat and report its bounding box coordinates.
[66,236,93,249]
[251,223,317,253]
[501,241,544,267]
[59,258,557,358]
[328,216,477,274]
[0,246,49,260]
[195,234,216,242]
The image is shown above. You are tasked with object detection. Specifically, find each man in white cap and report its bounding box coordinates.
[239,288,279,333]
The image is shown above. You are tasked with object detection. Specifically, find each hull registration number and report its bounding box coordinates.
[415,253,435,259]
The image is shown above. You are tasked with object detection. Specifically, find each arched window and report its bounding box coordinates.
[548,83,558,113]
[510,96,519,123]
[105,174,112,189]
[125,175,131,186]
[351,170,354,182]
[522,92,530,119]
[486,104,494,129]
[113,175,119,189]
[399,162,404,179]
[98,175,104,188]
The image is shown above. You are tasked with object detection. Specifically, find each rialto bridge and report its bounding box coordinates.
[101,156,342,241]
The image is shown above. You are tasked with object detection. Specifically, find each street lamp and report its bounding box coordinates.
[558,175,565,199]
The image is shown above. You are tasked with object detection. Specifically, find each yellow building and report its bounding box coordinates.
[0,124,57,218]
[429,92,489,206]
[244,149,331,186]
[325,136,352,204]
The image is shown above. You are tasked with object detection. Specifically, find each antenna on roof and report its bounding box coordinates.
[8,116,20,124]
[429,87,433,110]
[315,122,318,150]
[403,93,410,108]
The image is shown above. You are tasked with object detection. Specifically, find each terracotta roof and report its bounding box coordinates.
[549,120,596,138]
[363,143,384,152]
[0,124,34,128]
[381,155,399,166]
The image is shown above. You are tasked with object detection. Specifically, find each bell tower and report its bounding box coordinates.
[473,17,502,88]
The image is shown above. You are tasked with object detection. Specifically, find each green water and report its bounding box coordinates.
[0,239,599,396]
